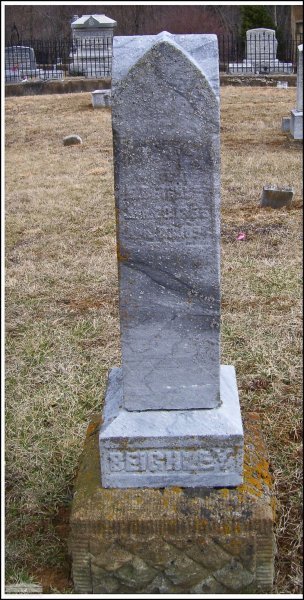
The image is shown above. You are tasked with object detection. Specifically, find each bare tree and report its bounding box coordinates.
[4,4,292,43]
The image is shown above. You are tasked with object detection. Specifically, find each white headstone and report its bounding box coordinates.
[246,28,277,63]
[229,27,293,74]
[70,14,117,78]
[113,33,221,411]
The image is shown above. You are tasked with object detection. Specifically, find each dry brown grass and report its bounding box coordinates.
[5,87,302,593]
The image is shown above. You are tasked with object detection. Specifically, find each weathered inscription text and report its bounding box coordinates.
[107,448,238,474]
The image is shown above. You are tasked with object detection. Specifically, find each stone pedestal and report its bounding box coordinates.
[69,412,275,594]
[99,365,243,488]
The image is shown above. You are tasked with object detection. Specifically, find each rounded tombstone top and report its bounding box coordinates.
[71,14,117,29]
[246,27,276,35]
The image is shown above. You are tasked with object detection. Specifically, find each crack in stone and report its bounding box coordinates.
[122,261,219,317]
[127,259,193,294]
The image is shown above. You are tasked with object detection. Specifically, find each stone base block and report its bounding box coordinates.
[69,413,275,593]
[290,108,303,140]
[228,60,293,75]
[5,584,43,594]
[99,365,243,488]
[228,62,254,74]
[92,89,112,108]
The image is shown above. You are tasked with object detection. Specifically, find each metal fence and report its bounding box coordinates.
[219,33,303,74]
[5,37,113,82]
[5,33,303,83]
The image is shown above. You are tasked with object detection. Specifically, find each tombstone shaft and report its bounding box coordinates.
[113,37,221,410]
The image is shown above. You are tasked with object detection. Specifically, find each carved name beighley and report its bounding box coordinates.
[106,448,239,474]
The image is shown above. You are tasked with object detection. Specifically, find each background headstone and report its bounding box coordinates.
[5,45,37,81]
[229,28,293,74]
[246,28,277,63]
[296,44,303,111]
[5,45,36,70]
[281,116,291,132]
[70,14,117,77]
[260,185,294,208]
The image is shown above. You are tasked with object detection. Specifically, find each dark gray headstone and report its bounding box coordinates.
[260,186,294,208]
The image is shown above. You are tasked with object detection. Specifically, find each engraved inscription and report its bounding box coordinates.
[122,220,213,244]
[107,448,237,474]
[120,196,213,221]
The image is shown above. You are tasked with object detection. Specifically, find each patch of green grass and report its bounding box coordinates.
[5,565,38,585]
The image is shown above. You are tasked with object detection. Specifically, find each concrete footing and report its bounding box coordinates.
[69,412,275,594]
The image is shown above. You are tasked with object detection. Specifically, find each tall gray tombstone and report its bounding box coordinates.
[114,39,221,412]
[99,32,243,488]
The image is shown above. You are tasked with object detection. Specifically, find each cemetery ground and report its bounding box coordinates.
[5,88,302,594]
